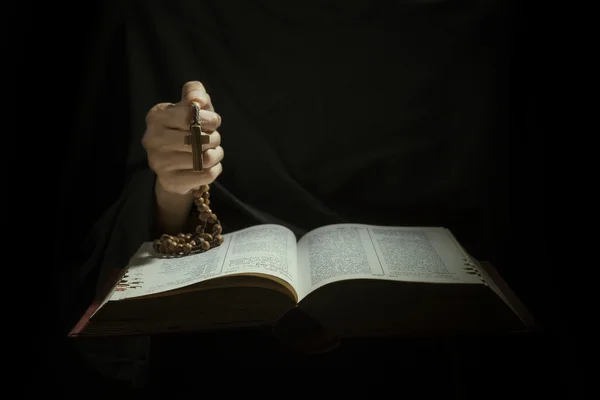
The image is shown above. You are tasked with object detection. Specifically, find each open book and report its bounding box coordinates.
[69,224,534,339]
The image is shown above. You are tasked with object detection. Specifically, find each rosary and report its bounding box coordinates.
[152,102,224,257]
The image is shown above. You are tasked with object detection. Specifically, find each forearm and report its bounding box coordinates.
[154,179,195,235]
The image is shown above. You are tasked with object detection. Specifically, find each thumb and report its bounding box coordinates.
[180,80,213,111]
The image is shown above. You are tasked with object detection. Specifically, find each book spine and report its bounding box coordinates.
[68,300,102,336]
[68,268,127,336]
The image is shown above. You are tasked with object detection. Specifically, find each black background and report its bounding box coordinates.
[13,0,567,396]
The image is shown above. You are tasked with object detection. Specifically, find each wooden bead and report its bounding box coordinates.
[199,233,213,241]
[154,181,223,256]
[200,239,210,251]
[199,211,211,221]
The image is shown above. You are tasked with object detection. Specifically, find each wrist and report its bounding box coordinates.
[155,178,194,235]
[155,178,194,202]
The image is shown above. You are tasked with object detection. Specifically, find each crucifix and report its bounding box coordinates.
[184,101,210,172]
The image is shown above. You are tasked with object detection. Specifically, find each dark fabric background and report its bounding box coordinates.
[58,0,525,324]
[15,0,562,396]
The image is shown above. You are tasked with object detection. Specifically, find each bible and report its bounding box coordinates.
[69,223,535,338]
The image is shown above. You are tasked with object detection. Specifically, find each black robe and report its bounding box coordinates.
[54,0,526,384]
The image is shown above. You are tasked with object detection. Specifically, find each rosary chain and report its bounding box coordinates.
[152,102,224,256]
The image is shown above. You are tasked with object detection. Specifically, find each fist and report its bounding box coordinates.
[142,81,224,195]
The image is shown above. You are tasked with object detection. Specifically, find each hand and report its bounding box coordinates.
[142,81,224,195]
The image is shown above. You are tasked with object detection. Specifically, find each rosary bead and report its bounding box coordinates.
[200,239,210,251]
[199,233,213,241]
[154,184,222,256]
[199,211,211,221]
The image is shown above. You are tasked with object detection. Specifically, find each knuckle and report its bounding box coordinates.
[145,104,163,125]
[196,95,210,108]
[145,110,156,125]
[147,156,160,172]
[206,164,222,181]
[203,149,215,167]
[141,131,158,149]
[206,147,224,164]
[208,112,220,126]
[212,131,221,146]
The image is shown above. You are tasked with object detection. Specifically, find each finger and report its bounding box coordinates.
[158,146,224,172]
[202,147,225,169]
[152,129,221,152]
[196,109,222,132]
[159,162,223,195]
[177,163,224,191]
[181,80,214,111]
[145,102,176,126]
[147,102,175,114]
[149,104,221,132]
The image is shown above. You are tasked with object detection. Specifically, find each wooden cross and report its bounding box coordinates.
[184,123,210,172]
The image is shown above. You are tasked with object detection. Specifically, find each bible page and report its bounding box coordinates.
[295,224,485,300]
[110,224,299,300]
